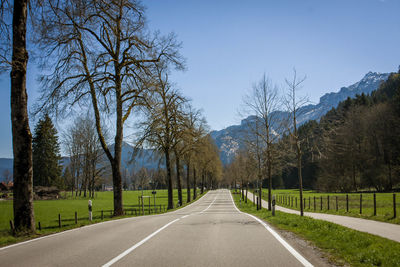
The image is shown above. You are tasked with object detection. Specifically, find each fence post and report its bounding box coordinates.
[295,197,297,208]
[58,214,61,228]
[101,210,104,220]
[394,194,397,218]
[308,197,310,209]
[38,221,41,231]
[346,194,349,212]
[75,211,78,224]
[314,196,316,211]
[327,196,330,210]
[360,194,362,214]
[320,196,322,210]
[373,193,376,216]
[336,196,338,211]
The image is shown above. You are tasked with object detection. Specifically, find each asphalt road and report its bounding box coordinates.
[0,190,313,267]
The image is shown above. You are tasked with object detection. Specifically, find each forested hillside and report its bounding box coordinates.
[277,72,400,192]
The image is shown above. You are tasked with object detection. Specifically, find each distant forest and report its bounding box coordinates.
[275,71,400,192]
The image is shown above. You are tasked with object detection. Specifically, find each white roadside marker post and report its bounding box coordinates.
[88,200,93,221]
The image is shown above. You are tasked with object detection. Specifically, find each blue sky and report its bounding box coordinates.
[1,0,399,158]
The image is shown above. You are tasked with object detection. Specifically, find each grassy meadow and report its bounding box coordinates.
[256,189,400,225]
[0,189,203,247]
[232,191,400,267]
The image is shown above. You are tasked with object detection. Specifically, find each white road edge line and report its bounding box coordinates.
[0,192,210,252]
[229,191,313,267]
[102,191,218,266]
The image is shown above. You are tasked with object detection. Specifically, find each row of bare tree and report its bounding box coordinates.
[63,115,108,198]
[0,0,222,233]
[135,67,222,208]
[225,70,400,215]
[223,70,308,216]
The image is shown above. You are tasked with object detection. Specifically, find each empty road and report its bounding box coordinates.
[0,190,314,267]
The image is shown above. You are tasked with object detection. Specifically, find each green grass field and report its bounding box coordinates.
[256,189,400,225]
[232,191,400,267]
[0,189,203,247]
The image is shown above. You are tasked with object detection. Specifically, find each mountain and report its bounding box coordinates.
[211,71,390,165]
[114,142,161,171]
[62,142,161,172]
[1,142,161,182]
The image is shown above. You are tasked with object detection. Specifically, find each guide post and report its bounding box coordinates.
[88,200,93,221]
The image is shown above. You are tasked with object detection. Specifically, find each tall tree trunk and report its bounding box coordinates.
[388,159,393,191]
[267,153,272,211]
[193,167,197,199]
[175,152,182,206]
[297,140,304,216]
[11,0,35,233]
[165,150,174,209]
[245,183,248,203]
[241,180,244,200]
[111,160,123,215]
[258,178,262,209]
[186,161,191,203]
[352,162,357,192]
[200,171,204,194]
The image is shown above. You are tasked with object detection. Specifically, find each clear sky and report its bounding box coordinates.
[0,0,399,158]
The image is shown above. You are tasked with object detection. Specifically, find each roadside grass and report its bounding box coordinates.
[232,192,400,267]
[258,189,400,225]
[0,189,204,247]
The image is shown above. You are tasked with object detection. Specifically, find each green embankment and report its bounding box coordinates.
[232,191,400,267]
[0,189,203,247]
[257,189,400,225]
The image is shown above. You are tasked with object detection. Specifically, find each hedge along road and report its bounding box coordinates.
[0,190,313,267]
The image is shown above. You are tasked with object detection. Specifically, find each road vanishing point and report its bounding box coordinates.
[0,190,314,267]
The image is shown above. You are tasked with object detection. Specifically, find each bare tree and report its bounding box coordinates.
[242,73,282,210]
[136,69,187,209]
[195,135,222,192]
[182,106,207,202]
[64,115,107,198]
[34,0,184,215]
[284,69,308,216]
[136,167,150,190]
[63,122,83,197]
[172,104,208,205]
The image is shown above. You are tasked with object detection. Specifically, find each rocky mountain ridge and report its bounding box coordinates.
[210,71,390,165]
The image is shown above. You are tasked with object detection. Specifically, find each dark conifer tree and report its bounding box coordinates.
[33,115,62,187]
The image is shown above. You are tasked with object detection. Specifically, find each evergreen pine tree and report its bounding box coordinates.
[33,115,62,187]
